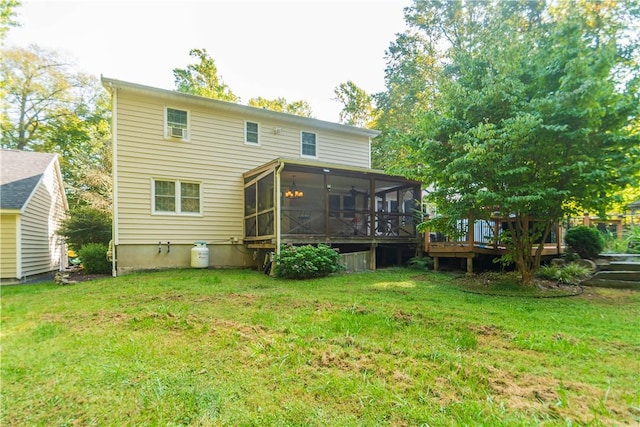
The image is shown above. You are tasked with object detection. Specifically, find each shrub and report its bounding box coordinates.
[58,206,112,251]
[407,256,433,270]
[557,263,591,284]
[626,226,640,254]
[536,265,560,281]
[535,263,591,285]
[564,226,605,259]
[78,243,111,274]
[275,244,343,279]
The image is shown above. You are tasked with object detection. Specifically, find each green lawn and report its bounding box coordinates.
[1,268,638,426]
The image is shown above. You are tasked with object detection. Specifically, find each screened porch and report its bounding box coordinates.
[243,160,423,246]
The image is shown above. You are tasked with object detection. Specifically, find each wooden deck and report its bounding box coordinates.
[424,218,565,272]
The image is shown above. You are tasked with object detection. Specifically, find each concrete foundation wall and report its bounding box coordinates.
[114,244,257,275]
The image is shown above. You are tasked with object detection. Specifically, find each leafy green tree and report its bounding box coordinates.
[0,0,20,44]
[333,80,374,127]
[386,0,639,286]
[41,87,112,209]
[173,48,238,102]
[248,96,313,118]
[373,30,439,169]
[1,45,112,209]
[1,45,96,150]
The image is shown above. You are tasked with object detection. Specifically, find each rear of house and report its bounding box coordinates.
[0,150,68,283]
[104,78,422,275]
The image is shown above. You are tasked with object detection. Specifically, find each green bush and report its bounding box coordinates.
[626,226,640,254]
[557,263,591,284]
[407,256,433,270]
[535,263,591,285]
[536,265,560,281]
[58,206,112,251]
[565,226,605,259]
[274,244,343,279]
[78,243,111,274]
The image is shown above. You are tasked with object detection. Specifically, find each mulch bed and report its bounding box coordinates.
[58,267,112,284]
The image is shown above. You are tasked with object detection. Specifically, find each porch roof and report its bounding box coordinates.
[243,157,422,185]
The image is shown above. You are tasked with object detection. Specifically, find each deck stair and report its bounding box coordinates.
[582,254,640,289]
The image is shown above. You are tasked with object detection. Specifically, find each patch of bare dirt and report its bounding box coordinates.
[485,365,634,424]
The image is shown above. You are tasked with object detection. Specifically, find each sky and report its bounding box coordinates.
[6,0,411,123]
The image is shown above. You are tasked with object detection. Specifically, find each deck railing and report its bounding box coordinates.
[281,208,417,239]
[425,218,563,255]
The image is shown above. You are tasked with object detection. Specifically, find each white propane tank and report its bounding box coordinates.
[191,242,209,268]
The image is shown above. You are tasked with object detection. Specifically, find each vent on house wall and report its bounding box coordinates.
[169,127,186,139]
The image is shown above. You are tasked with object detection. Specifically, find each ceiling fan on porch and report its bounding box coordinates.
[349,185,368,198]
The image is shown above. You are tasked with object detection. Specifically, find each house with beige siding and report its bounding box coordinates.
[0,150,68,283]
[102,77,422,275]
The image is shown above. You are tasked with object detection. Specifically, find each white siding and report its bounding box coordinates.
[20,162,66,277]
[115,91,372,245]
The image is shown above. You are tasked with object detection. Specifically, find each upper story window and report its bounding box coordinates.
[166,107,189,140]
[245,121,259,144]
[153,179,201,215]
[301,131,316,158]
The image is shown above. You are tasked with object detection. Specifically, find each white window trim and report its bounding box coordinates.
[300,131,317,159]
[245,120,260,145]
[164,106,190,142]
[151,178,202,216]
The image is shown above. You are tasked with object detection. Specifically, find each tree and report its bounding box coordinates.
[1,44,112,210]
[386,0,640,286]
[0,0,20,44]
[173,48,238,102]
[333,80,374,127]
[248,96,313,118]
[372,30,439,168]
[58,206,111,250]
[1,45,96,150]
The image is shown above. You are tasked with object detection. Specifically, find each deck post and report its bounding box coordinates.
[433,256,439,271]
[466,256,473,274]
[369,243,377,270]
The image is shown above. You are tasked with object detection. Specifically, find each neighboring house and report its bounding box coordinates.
[102,77,422,275]
[0,150,69,283]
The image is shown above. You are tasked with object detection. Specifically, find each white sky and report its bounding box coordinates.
[6,0,410,123]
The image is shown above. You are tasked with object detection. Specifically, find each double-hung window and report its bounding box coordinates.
[153,179,201,214]
[301,131,317,158]
[245,121,259,144]
[166,107,189,140]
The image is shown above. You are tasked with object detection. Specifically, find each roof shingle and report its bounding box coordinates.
[0,150,58,210]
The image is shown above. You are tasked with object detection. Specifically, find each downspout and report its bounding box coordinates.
[275,161,286,258]
[109,82,119,277]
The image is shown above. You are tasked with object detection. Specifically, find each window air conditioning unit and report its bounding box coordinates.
[169,126,185,138]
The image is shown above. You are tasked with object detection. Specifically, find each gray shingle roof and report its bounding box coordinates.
[1,150,58,210]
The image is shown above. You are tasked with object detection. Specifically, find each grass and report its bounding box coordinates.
[1,268,639,426]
